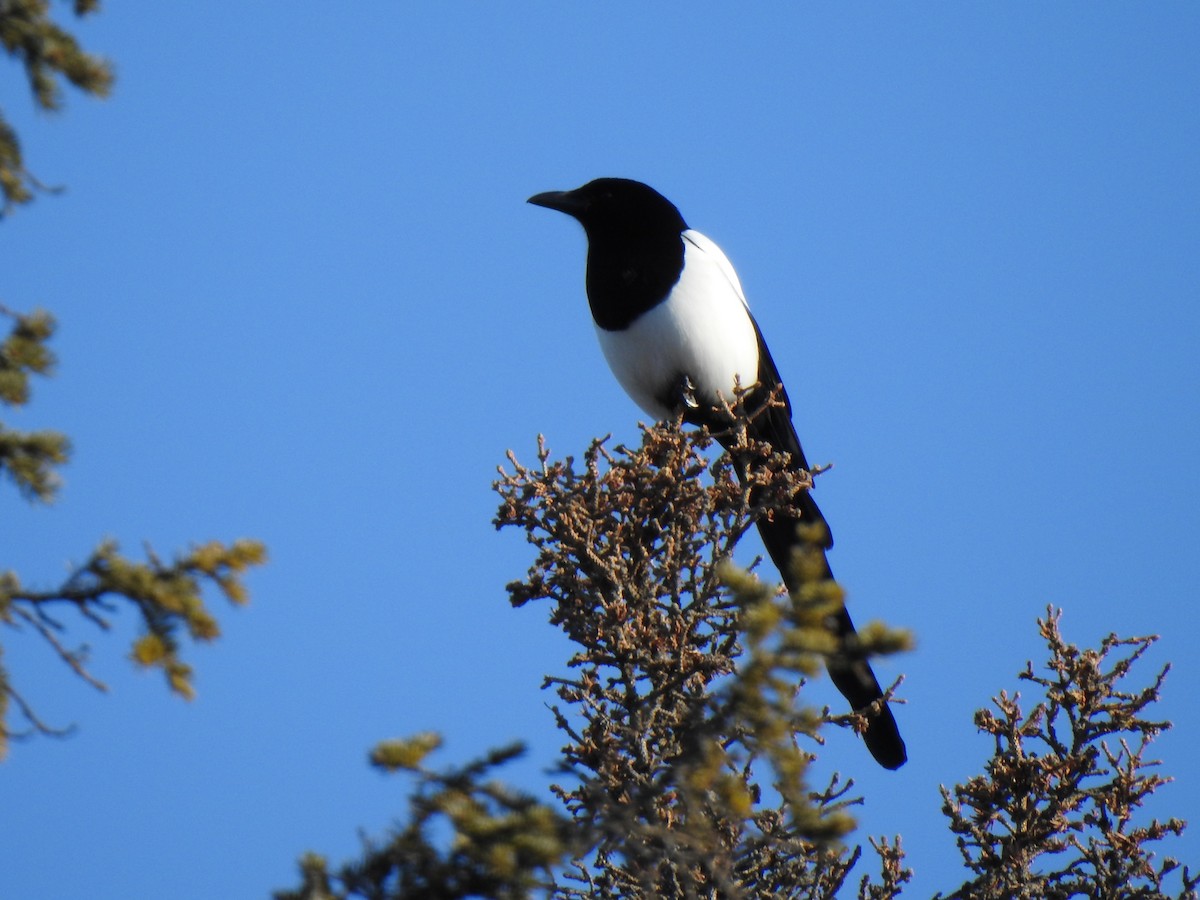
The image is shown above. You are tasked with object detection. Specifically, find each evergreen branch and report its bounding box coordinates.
[936,607,1198,900]
[0,0,113,212]
[0,538,267,757]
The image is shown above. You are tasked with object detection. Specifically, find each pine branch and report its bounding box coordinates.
[494,417,911,897]
[937,607,1198,900]
[0,0,113,212]
[0,538,267,758]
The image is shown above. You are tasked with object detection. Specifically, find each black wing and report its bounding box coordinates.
[745,312,833,549]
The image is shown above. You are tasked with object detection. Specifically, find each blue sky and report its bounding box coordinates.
[2,5,1198,897]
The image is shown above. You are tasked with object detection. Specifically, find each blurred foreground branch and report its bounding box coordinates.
[1,0,113,213]
[1,306,267,757]
[275,736,569,900]
[3,12,269,763]
[0,537,267,757]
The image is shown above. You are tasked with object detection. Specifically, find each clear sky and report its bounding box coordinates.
[3,5,1198,897]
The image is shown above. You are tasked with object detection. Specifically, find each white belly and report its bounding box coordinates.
[596,230,760,420]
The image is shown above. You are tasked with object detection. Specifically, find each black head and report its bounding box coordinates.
[528,178,688,241]
[528,179,689,330]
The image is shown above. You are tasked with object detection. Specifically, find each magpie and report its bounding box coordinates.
[528,177,906,770]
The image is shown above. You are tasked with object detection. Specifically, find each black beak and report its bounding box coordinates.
[528,189,588,218]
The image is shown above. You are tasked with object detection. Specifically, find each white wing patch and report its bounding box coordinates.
[596,229,760,420]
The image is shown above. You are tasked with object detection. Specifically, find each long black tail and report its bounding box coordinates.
[715,415,907,771]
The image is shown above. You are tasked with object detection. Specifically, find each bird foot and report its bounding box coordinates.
[675,374,700,411]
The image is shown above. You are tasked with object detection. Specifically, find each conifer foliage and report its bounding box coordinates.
[937,610,1195,899]
[277,418,1194,899]
[0,306,267,756]
[1,4,266,757]
[0,0,113,213]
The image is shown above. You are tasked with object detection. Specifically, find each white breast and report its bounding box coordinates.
[596,230,760,420]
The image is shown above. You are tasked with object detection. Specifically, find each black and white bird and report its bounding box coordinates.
[528,177,906,770]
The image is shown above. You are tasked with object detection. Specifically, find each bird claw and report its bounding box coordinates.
[677,374,700,410]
